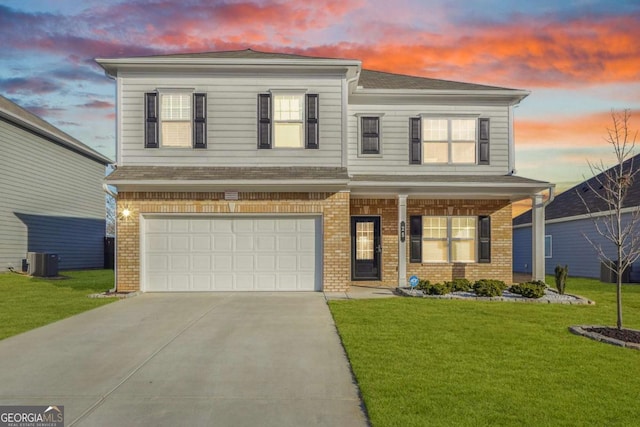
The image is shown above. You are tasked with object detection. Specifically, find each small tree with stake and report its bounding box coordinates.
[578,109,640,330]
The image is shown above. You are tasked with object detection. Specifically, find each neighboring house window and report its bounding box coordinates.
[410,215,491,263]
[545,235,552,258]
[144,92,207,149]
[410,117,489,165]
[257,93,319,149]
[360,116,381,155]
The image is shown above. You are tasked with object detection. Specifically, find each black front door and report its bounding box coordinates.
[351,216,382,280]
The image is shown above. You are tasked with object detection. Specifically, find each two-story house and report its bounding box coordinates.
[97,49,551,292]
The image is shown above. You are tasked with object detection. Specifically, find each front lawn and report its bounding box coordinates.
[0,270,116,340]
[329,277,640,426]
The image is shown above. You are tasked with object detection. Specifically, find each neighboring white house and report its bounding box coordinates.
[0,95,112,271]
[513,154,640,282]
[97,49,552,293]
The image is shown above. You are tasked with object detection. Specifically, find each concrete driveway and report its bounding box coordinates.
[0,293,368,426]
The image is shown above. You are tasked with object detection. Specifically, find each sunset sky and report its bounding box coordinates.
[1,0,639,192]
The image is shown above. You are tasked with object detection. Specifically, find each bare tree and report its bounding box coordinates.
[578,109,640,329]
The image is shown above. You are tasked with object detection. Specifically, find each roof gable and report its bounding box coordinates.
[513,154,640,225]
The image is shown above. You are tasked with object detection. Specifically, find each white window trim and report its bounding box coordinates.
[420,114,480,165]
[545,235,552,258]
[356,113,384,158]
[157,88,195,149]
[270,89,307,149]
[421,216,478,263]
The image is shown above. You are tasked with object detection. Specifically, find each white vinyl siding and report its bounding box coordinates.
[119,74,343,166]
[348,104,511,174]
[0,119,106,271]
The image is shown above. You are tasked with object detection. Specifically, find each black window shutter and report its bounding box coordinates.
[410,216,422,263]
[193,93,207,149]
[144,92,159,148]
[478,215,491,263]
[305,94,319,149]
[258,93,271,149]
[409,117,421,164]
[361,117,380,154]
[478,118,490,165]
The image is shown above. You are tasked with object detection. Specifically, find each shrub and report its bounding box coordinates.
[554,265,568,295]
[509,282,546,299]
[416,279,431,291]
[473,279,507,297]
[422,282,452,295]
[447,278,472,292]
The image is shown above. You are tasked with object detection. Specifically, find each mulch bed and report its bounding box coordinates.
[585,327,640,345]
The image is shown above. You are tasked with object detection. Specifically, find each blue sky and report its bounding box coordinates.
[1,0,639,190]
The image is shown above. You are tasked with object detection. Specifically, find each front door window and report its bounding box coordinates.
[351,216,381,280]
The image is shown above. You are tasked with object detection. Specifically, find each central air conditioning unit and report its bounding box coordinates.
[26,252,59,277]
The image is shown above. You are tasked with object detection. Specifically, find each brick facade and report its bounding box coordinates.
[116,192,513,292]
[116,191,350,292]
[406,199,513,285]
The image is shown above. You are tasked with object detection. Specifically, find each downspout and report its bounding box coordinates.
[342,70,361,168]
[103,182,118,293]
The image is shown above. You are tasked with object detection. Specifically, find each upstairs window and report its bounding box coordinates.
[360,116,381,155]
[258,93,319,149]
[423,118,476,164]
[145,91,207,149]
[410,117,489,165]
[273,94,304,148]
[160,93,192,148]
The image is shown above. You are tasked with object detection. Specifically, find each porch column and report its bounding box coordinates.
[398,194,407,287]
[531,193,546,282]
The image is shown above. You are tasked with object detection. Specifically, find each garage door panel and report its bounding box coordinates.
[213,254,233,271]
[191,235,211,251]
[192,255,211,271]
[256,236,275,251]
[169,220,189,232]
[189,220,211,233]
[170,236,190,251]
[169,275,190,291]
[170,255,190,271]
[192,275,212,291]
[235,235,254,251]
[213,235,233,251]
[144,216,320,291]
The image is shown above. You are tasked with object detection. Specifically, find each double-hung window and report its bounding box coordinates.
[273,94,304,148]
[257,92,319,149]
[144,91,207,149]
[410,215,491,263]
[410,116,490,165]
[423,118,476,164]
[358,115,382,155]
[160,93,192,148]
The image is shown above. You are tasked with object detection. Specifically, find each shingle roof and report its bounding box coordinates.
[100,48,520,92]
[513,154,640,226]
[358,69,518,91]
[105,166,350,181]
[0,95,111,165]
[350,174,547,184]
[116,48,346,61]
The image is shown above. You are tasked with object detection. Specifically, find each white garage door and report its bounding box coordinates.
[143,216,321,291]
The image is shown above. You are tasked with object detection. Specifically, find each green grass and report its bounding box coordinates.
[0,269,116,340]
[329,276,640,426]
